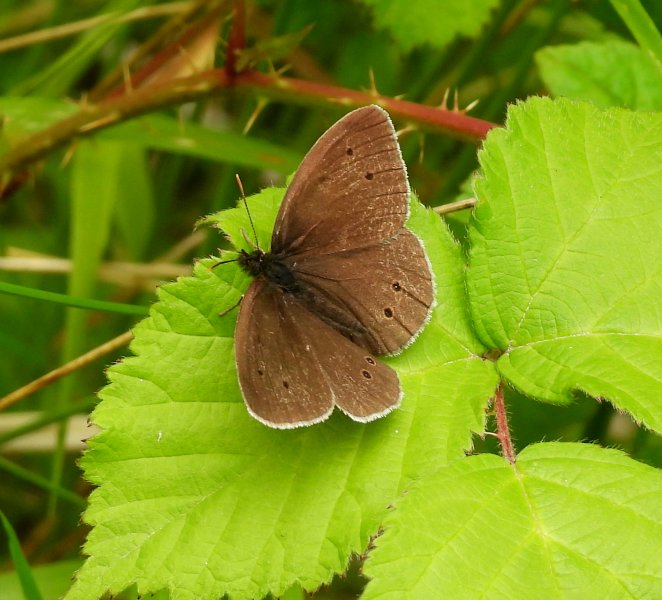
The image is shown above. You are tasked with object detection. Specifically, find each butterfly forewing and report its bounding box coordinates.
[272,105,409,257]
[235,279,401,428]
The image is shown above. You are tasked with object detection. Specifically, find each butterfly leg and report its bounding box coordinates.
[218,295,243,318]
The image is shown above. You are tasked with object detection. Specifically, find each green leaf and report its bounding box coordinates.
[0,559,81,600]
[236,24,315,71]
[363,442,662,599]
[112,144,154,260]
[0,280,148,316]
[67,193,497,599]
[201,186,283,254]
[0,456,85,508]
[0,509,43,600]
[358,0,500,52]
[14,0,142,97]
[0,98,301,174]
[70,140,123,293]
[49,138,125,511]
[536,39,662,110]
[0,97,78,138]
[468,97,662,431]
[610,0,662,72]
[100,114,302,174]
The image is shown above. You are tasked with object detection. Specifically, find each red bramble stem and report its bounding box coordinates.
[494,384,516,464]
[0,67,496,192]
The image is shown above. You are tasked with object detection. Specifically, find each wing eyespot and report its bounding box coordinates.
[384,307,394,318]
[346,147,353,156]
[365,172,374,180]
[282,380,290,389]
[392,281,402,291]
[365,356,376,365]
[257,369,264,376]
[362,370,372,379]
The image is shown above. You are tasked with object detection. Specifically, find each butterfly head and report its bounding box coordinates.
[237,248,266,277]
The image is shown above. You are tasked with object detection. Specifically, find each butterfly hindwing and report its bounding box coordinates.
[234,279,402,428]
[286,228,434,356]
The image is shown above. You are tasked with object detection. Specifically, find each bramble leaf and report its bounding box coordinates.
[358,0,500,52]
[468,97,662,431]
[364,443,662,599]
[67,193,496,600]
[536,39,662,110]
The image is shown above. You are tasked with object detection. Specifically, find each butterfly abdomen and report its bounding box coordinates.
[238,248,368,340]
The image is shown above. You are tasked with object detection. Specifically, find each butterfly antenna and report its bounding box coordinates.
[209,256,238,270]
[236,174,260,250]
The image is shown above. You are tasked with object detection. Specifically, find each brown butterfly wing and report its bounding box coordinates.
[286,228,434,356]
[271,105,409,256]
[235,278,402,428]
[271,104,434,355]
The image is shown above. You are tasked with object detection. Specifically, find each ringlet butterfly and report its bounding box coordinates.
[230,105,434,429]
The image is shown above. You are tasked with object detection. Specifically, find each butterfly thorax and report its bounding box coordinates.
[237,248,370,341]
[238,249,298,293]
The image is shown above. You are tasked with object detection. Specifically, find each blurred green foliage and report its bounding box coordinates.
[0,0,659,597]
